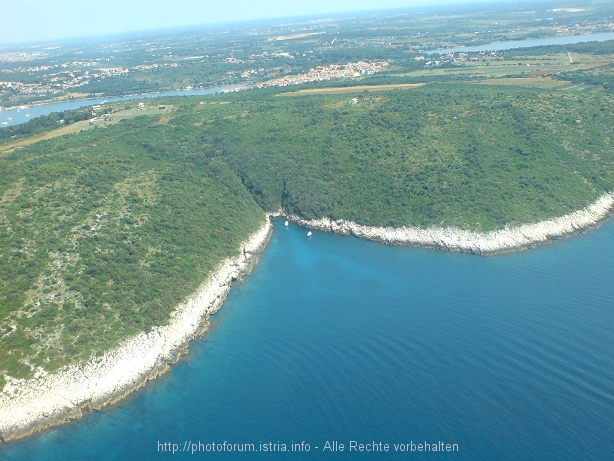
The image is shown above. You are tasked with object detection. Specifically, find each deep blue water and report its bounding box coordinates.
[429,31,614,54]
[2,219,613,460]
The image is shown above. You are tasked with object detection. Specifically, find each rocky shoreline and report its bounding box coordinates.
[2,193,613,443]
[283,192,614,255]
[0,216,273,443]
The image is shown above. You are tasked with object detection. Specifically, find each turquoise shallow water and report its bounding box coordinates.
[2,219,614,460]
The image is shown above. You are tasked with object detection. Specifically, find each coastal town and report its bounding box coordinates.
[254,61,388,89]
[1,3,612,107]
[0,58,390,100]
[0,61,181,98]
[218,60,389,92]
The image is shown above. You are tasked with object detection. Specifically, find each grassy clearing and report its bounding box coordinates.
[0,104,173,154]
[278,83,425,96]
[471,77,571,88]
[402,53,614,80]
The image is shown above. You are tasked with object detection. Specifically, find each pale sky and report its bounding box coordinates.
[0,0,511,46]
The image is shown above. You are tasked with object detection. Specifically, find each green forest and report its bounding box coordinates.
[1,82,613,388]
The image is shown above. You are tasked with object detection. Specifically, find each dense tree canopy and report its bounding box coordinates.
[1,82,613,387]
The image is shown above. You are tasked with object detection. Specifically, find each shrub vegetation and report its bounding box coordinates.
[1,82,613,385]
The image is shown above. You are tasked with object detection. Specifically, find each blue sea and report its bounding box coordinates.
[2,219,613,460]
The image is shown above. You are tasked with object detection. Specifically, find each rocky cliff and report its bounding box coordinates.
[286,193,614,255]
[0,218,272,443]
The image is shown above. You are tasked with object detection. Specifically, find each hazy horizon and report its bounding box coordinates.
[1,0,530,47]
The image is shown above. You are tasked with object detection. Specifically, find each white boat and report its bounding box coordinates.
[1,122,7,125]
[8,117,12,120]
[284,220,289,226]
[307,231,312,237]
[25,114,30,117]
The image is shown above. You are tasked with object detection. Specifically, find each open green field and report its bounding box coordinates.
[0,105,173,155]
[470,77,571,88]
[393,52,614,83]
[278,83,425,95]
[1,81,613,388]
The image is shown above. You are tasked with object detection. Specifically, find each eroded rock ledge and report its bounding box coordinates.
[280,193,614,255]
[0,217,273,443]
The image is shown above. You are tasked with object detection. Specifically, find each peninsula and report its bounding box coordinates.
[2,80,614,442]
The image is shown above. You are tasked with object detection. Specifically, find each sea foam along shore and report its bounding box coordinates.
[0,216,273,443]
[284,192,614,255]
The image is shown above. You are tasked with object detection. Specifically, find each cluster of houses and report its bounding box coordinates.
[0,66,131,96]
[0,80,66,96]
[2,61,110,75]
[132,62,180,71]
[2,64,56,74]
[88,103,113,125]
[0,51,45,63]
[240,69,261,78]
[249,51,301,60]
[254,61,388,89]
[0,61,181,98]
[87,101,167,126]
[414,50,501,67]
